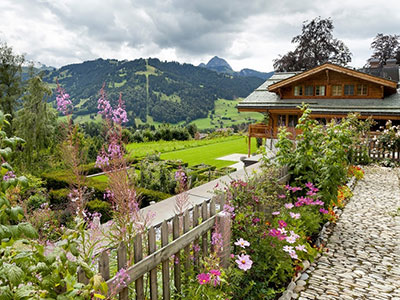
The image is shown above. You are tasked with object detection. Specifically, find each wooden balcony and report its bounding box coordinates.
[247,123,299,157]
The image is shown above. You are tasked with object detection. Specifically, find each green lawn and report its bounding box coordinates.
[160,136,250,168]
[126,136,251,159]
[190,98,263,130]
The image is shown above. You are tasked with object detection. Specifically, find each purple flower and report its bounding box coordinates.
[115,268,130,289]
[3,171,16,181]
[320,208,329,214]
[95,154,109,168]
[252,217,260,224]
[56,83,72,115]
[193,244,201,253]
[278,194,286,199]
[272,211,280,215]
[197,273,210,285]
[289,251,298,259]
[284,203,294,209]
[211,231,223,247]
[234,238,250,248]
[97,84,113,118]
[112,93,129,124]
[235,254,253,271]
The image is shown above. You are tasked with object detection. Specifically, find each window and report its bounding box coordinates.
[288,115,298,127]
[315,85,326,96]
[294,86,303,96]
[277,114,286,126]
[357,84,368,95]
[305,86,313,96]
[344,84,355,96]
[331,85,342,96]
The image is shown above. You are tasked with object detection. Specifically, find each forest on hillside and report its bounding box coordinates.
[41,58,264,124]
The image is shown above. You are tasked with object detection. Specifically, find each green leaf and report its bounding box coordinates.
[18,222,38,239]
[0,225,11,239]
[69,243,79,257]
[1,162,13,171]
[10,206,24,222]
[14,285,35,299]
[17,176,28,188]
[2,263,24,286]
[0,147,12,160]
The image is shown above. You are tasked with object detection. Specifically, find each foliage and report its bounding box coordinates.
[86,199,112,223]
[368,33,400,65]
[14,75,58,172]
[0,41,25,132]
[42,57,263,124]
[275,105,364,205]
[273,17,352,71]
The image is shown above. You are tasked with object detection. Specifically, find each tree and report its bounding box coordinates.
[0,42,25,131]
[368,33,400,65]
[14,75,57,172]
[273,17,352,72]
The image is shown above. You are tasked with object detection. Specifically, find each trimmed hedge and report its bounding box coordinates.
[86,199,112,223]
[49,188,70,207]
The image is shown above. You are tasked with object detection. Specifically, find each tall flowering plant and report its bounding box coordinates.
[94,84,154,263]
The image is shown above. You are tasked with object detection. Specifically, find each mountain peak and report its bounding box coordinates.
[206,56,233,71]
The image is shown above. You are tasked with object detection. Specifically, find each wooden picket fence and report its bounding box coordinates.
[77,166,289,299]
[79,196,230,299]
[352,138,400,163]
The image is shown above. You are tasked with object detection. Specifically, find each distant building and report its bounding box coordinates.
[237,61,400,156]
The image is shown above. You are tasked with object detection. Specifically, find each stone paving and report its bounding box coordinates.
[298,166,400,300]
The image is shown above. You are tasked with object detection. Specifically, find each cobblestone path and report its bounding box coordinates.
[298,166,400,300]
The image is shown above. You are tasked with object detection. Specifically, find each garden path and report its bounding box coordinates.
[298,166,400,300]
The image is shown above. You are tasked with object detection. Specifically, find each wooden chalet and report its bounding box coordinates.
[237,62,400,156]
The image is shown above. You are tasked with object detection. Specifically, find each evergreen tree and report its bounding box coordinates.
[0,42,25,132]
[14,75,57,172]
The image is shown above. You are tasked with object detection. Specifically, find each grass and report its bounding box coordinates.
[160,137,249,168]
[126,136,243,158]
[190,98,263,130]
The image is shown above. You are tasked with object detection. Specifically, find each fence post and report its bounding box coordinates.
[217,212,231,269]
[148,226,158,300]
[183,210,190,275]
[77,267,89,285]
[161,220,170,300]
[99,250,110,281]
[201,201,209,257]
[134,233,144,300]
[117,241,129,300]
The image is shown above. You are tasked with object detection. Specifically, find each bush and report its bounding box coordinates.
[86,199,112,223]
[48,188,70,207]
[26,194,47,210]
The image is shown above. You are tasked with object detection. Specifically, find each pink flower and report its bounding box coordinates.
[284,203,294,209]
[305,182,314,189]
[97,84,113,119]
[209,269,221,286]
[285,235,297,244]
[3,171,16,181]
[320,208,329,214]
[278,194,286,199]
[289,251,298,259]
[283,245,294,253]
[112,93,128,124]
[235,238,250,248]
[252,217,260,224]
[295,245,307,252]
[211,231,223,247]
[272,211,280,215]
[235,254,253,271]
[290,212,301,219]
[197,273,210,285]
[115,268,131,289]
[278,220,287,228]
[56,83,72,115]
[193,244,201,252]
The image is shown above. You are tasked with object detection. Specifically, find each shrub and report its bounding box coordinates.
[86,199,112,223]
[26,194,47,210]
[49,188,70,206]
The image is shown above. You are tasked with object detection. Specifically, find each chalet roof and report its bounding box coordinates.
[268,63,398,92]
[237,66,400,116]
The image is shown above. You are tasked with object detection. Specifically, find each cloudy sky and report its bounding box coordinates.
[1,0,399,72]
